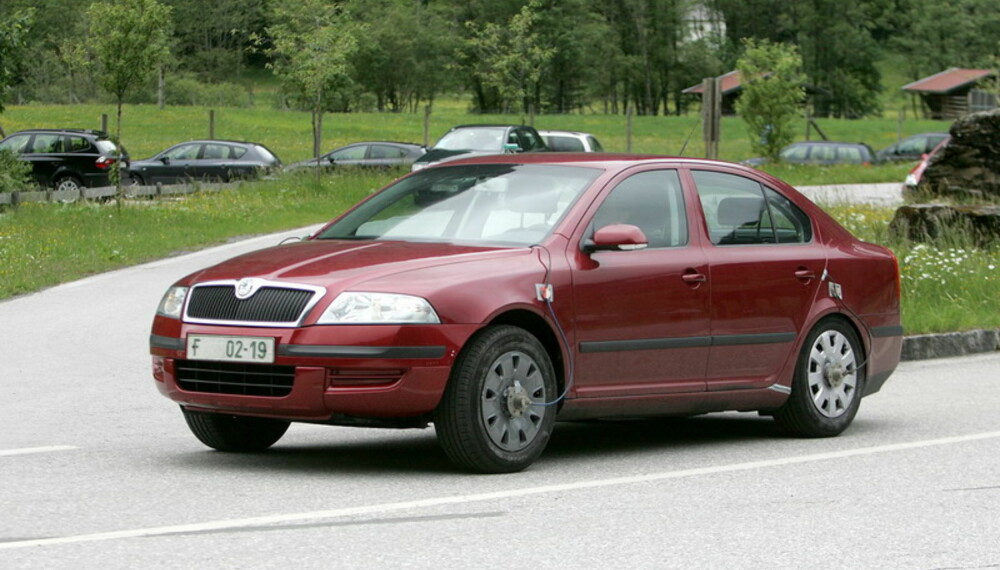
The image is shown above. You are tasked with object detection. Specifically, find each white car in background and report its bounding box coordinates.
[538,130,605,152]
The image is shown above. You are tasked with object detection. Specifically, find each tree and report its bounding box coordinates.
[261,0,361,176]
[87,0,173,206]
[0,8,34,117]
[463,0,554,119]
[349,0,459,112]
[735,38,805,162]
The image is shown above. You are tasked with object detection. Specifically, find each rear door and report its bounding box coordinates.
[689,168,826,391]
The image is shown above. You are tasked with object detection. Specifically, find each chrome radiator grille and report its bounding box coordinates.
[185,282,321,326]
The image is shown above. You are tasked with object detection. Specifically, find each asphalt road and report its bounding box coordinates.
[3,222,999,570]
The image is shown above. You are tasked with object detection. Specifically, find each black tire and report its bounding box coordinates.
[181,407,290,452]
[774,318,865,437]
[434,325,557,473]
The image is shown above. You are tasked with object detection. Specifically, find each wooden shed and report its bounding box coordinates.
[682,70,745,115]
[902,68,997,120]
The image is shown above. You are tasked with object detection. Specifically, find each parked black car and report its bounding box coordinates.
[285,141,426,171]
[127,140,281,185]
[411,124,548,171]
[876,132,949,162]
[743,141,877,167]
[0,128,128,192]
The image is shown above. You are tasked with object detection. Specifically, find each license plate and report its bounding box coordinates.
[186,335,275,364]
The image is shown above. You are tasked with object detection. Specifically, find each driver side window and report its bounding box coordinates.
[591,170,687,248]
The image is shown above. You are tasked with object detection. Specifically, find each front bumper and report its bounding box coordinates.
[150,318,479,421]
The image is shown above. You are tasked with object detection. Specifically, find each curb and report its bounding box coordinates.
[901,329,1000,361]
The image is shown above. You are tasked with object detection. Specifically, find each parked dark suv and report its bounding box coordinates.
[0,129,128,192]
[411,124,548,171]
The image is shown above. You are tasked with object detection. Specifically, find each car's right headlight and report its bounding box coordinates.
[316,292,439,324]
[156,286,188,319]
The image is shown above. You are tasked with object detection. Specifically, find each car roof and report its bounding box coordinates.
[10,128,109,138]
[538,129,594,137]
[788,140,868,146]
[338,141,424,147]
[431,152,744,170]
[171,139,260,146]
[448,124,526,130]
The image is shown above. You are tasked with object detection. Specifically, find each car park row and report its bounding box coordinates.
[1,125,947,195]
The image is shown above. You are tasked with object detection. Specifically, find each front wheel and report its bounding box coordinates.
[774,319,865,437]
[181,407,289,452]
[434,326,557,473]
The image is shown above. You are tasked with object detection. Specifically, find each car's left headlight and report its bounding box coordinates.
[317,292,440,324]
[157,286,188,319]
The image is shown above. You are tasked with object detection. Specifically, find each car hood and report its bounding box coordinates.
[414,148,495,165]
[181,240,544,295]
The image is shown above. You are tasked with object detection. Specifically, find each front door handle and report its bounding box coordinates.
[794,268,816,282]
[682,272,707,284]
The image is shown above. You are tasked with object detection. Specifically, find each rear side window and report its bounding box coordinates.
[692,170,811,245]
[202,144,232,159]
[370,145,405,159]
[66,136,91,152]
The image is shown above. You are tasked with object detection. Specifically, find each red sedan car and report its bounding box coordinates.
[150,154,903,473]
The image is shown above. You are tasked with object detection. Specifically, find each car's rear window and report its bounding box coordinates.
[545,136,586,152]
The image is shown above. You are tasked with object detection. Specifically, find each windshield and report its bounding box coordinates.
[317,164,600,246]
[433,127,507,151]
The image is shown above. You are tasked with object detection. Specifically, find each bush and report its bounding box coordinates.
[164,75,251,107]
[0,149,32,193]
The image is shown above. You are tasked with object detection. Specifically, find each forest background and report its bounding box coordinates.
[2,0,997,122]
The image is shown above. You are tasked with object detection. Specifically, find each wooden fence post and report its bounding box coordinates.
[423,104,432,147]
[702,77,721,160]
[209,110,215,139]
[626,103,633,153]
[101,114,108,133]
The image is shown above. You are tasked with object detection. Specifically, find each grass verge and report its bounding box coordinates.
[0,170,390,300]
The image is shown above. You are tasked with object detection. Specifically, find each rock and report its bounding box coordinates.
[921,108,1000,199]
[890,203,1000,245]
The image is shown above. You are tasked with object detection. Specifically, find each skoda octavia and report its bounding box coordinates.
[150,154,903,473]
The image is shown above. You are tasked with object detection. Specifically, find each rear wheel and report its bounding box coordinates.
[181,407,289,452]
[54,175,83,195]
[774,319,865,437]
[434,326,557,473]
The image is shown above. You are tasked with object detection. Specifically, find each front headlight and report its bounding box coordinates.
[317,292,440,324]
[157,286,188,319]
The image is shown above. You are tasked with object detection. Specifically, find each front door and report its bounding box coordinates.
[570,168,710,397]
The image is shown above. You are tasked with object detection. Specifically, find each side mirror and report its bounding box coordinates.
[159,157,170,165]
[583,224,649,252]
[503,143,521,153]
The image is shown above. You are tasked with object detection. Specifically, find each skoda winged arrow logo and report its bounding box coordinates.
[234,278,264,300]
